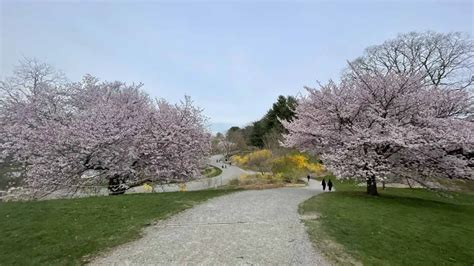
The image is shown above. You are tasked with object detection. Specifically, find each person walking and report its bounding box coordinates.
[321,179,326,191]
[328,179,333,191]
[307,175,311,183]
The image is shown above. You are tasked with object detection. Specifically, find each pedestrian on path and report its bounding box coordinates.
[321,179,326,191]
[328,179,333,191]
[307,175,310,183]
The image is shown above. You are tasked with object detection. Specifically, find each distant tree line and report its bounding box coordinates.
[219,95,297,152]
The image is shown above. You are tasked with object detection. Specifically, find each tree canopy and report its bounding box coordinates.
[0,59,210,198]
[284,31,473,195]
[225,95,297,149]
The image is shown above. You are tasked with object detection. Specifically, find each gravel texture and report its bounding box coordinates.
[91,180,328,265]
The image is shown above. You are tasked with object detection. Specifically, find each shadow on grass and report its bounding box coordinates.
[336,190,467,208]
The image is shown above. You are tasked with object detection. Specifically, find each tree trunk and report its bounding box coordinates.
[366,176,378,196]
[108,174,127,195]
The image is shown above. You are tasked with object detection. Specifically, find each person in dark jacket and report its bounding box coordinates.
[321,179,326,191]
[328,179,333,191]
[307,175,311,183]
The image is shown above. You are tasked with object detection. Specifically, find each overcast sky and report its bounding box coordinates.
[1,0,473,132]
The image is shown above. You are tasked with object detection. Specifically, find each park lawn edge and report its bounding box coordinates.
[202,165,223,178]
[298,202,361,265]
[299,178,474,265]
[0,188,238,265]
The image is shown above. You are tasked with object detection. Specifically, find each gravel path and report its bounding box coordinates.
[136,155,254,193]
[92,179,328,265]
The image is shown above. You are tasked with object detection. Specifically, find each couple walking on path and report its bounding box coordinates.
[321,178,333,191]
[306,175,333,191]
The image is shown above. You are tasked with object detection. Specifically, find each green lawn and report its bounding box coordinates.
[300,179,474,265]
[0,189,234,265]
[201,165,223,178]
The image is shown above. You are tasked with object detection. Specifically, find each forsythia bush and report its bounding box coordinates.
[272,154,324,174]
[232,155,248,165]
[232,150,325,183]
[232,149,273,173]
[287,154,307,169]
[306,162,324,173]
[232,149,273,166]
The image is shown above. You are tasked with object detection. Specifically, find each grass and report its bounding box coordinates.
[0,189,235,265]
[201,165,223,178]
[436,178,474,193]
[300,178,474,265]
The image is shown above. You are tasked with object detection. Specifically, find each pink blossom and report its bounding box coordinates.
[1,63,210,198]
[283,71,473,193]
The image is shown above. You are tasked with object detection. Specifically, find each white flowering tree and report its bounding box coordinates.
[0,60,210,198]
[284,71,472,195]
[284,32,473,195]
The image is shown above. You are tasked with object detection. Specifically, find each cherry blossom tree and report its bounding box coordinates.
[283,71,473,195]
[215,135,236,157]
[347,31,474,88]
[0,60,210,198]
[0,58,68,193]
[139,96,211,185]
[285,32,473,195]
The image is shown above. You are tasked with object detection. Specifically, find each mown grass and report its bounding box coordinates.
[300,178,474,265]
[0,189,234,265]
[201,165,223,178]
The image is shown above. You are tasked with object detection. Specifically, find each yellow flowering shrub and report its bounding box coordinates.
[286,154,309,169]
[232,150,324,183]
[306,162,325,173]
[232,150,273,173]
[232,155,248,165]
[143,183,153,192]
[271,153,325,180]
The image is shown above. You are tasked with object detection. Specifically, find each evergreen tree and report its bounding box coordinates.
[228,95,297,148]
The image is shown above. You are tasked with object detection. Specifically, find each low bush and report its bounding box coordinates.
[232,150,325,183]
[232,150,273,173]
[231,173,286,189]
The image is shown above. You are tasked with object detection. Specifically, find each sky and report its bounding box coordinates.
[1,0,473,133]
